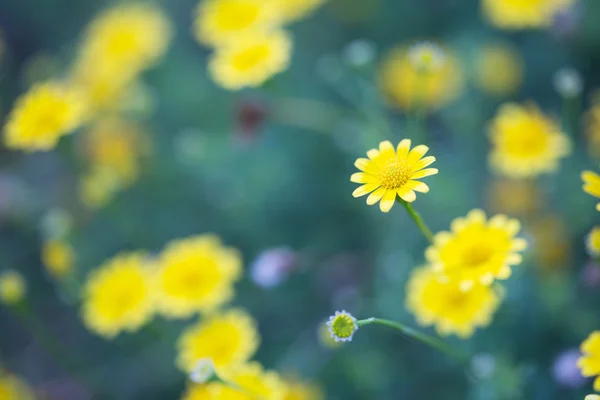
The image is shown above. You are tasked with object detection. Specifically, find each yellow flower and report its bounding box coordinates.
[408,42,446,74]
[183,362,285,400]
[351,139,438,213]
[475,42,523,97]
[486,179,541,216]
[269,0,325,22]
[425,209,527,290]
[209,30,292,90]
[587,227,600,257]
[585,104,600,158]
[586,395,600,400]
[282,378,324,400]
[0,270,26,305]
[0,373,36,400]
[578,331,600,391]
[176,309,259,373]
[81,252,155,338]
[406,266,502,338]
[482,0,575,29]
[326,310,358,342]
[3,81,85,151]
[378,44,465,111]
[155,234,242,318]
[194,0,281,46]
[583,170,600,212]
[42,240,75,279]
[488,103,571,178]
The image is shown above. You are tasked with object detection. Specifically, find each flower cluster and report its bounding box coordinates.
[482,0,575,29]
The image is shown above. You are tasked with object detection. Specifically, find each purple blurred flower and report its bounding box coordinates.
[581,260,600,289]
[552,349,586,388]
[250,247,296,288]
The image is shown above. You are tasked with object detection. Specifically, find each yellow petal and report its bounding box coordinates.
[396,139,411,158]
[354,158,370,171]
[410,168,438,179]
[379,190,397,213]
[379,140,394,154]
[367,149,379,159]
[594,376,600,392]
[597,202,600,212]
[366,187,386,205]
[405,180,429,193]
[397,187,416,202]
[413,156,436,171]
[352,183,378,197]
[350,172,372,183]
[407,144,429,165]
[497,266,512,279]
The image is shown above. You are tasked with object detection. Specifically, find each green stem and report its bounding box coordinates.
[399,200,435,244]
[357,317,466,362]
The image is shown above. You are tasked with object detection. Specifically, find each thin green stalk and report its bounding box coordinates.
[357,317,466,362]
[560,95,580,137]
[399,200,435,244]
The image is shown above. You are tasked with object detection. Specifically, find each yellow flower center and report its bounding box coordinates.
[380,161,410,189]
[461,244,494,267]
[232,44,271,71]
[331,314,355,339]
[216,2,260,31]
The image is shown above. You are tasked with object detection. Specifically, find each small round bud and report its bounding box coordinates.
[408,42,445,74]
[190,358,216,384]
[326,310,358,342]
[0,270,26,305]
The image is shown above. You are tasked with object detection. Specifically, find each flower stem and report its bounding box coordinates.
[357,317,466,362]
[399,200,435,244]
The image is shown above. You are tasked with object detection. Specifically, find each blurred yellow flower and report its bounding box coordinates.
[0,373,36,400]
[586,395,600,400]
[408,42,446,74]
[209,30,292,90]
[269,0,325,23]
[156,235,242,318]
[194,0,281,46]
[487,179,541,216]
[587,227,600,257]
[489,103,571,178]
[378,44,465,111]
[282,378,324,400]
[583,170,600,212]
[585,104,600,158]
[351,139,438,213]
[475,42,523,96]
[406,266,502,338]
[3,81,85,151]
[183,362,285,400]
[425,209,527,291]
[42,239,75,279]
[482,0,574,29]
[0,271,26,305]
[529,215,572,271]
[578,331,600,391]
[78,167,121,209]
[81,252,155,338]
[177,309,259,373]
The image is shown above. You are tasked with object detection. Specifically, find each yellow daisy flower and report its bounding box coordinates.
[0,271,26,305]
[42,239,75,279]
[269,0,325,23]
[482,0,575,30]
[578,331,600,391]
[194,0,281,46]
[378,44,465,111]
[587,227,600,257]
[3,81,86,151]
[176,308,259,373]
[582,170,600,212]
[155,235,242,318]
[282,378,324,400]
[183,362,285,400]
[351,139,438,213]
[475,42,523,97]
[406,266,502,338]
[81,252,155,338]
[488,103,571,178]
[209,30,292,91]
[425,209,527,291]
[0,373,36,400]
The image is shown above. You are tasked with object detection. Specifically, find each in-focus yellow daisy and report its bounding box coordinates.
[194,0,281,46]
[269,0,325,23]
[176,308,259,373]
[81,252,155,338]
[155,234,242,318]
[486,179,541,216]
[351,139,438,213]
[209,30,292,90]
[578,331,600,391]
[282,377,324,400]
[42,239,75,279]
[406,266,502,338]
[587,227,600,257]
[475,42,523,97]
[425,209,527,291]
[183,362,285,400]
[3,81,85,151]
[482,0,575,29]
[0,271,26,305]
[489,103,571,178]
[583,170,600,212]
[378,44,465,111]
[0,373,36,400]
